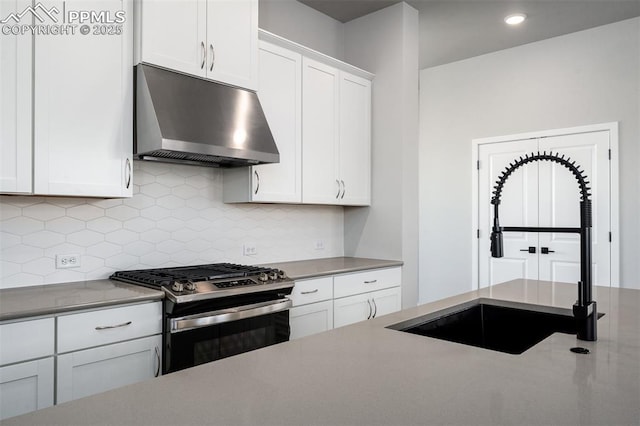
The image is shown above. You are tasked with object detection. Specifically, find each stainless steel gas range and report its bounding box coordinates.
[111,263,294,374]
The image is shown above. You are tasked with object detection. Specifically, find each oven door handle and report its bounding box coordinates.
[170,298,292,333]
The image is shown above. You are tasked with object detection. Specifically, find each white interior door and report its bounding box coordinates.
[477,128,612,288]
[478,139,539,288]
[538,131,611,286]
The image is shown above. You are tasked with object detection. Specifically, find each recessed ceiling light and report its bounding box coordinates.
[504,13,527,25]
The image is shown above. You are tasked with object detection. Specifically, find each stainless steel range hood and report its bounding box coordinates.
[135,64,278,167]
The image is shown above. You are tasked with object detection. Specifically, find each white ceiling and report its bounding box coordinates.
[298,0,640,68]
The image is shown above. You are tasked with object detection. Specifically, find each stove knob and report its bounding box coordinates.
[184,281,196,291]
[268,271,278,281]
[277,270,287,279]
[258,272,269,282]
[171,281,185,292]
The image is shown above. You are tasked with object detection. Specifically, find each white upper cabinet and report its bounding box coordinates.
[33,0,133,197]
[338,73,371,205]
[206,0,258,90]
[138,0,258,90]
[223,30,372,206]
[0,0,32,194]
[223,40,302,203]
[302,58,372,206]
[138,0,206,78]
[302,58,340,204]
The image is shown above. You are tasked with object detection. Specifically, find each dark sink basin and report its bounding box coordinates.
[387,299,604,355]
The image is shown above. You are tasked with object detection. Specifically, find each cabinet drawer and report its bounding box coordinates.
[333,267,401,298]
[290,277,333,306]
[57,302,162,353]
[0,318,54,365]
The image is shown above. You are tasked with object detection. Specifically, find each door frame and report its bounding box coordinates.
[471,122,620,289]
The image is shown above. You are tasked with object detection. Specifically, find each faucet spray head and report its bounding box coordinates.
[490,228,504,258]
[490,212,504,258]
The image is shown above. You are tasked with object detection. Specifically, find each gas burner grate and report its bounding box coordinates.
[110,263,278,288]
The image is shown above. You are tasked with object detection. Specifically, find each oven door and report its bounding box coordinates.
[165,298,291,373]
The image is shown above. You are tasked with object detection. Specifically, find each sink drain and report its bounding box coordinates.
[570,347,590,354]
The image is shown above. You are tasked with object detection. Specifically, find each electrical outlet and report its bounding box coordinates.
[314,240,325,250]
[56,254,81,269]
[243,243,257,256]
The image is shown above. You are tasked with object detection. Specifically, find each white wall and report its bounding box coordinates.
[419,17,640,302]
[0,161,343,289]
[343,2,420,308]
[259,0,344,60]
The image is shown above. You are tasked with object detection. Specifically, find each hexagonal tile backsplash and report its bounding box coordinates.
[0,161,343,289]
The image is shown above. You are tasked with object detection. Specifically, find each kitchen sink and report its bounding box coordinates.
[387,299,604,355]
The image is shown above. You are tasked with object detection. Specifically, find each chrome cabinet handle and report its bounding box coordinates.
[95,321,132,330]
[366,299,372,320]
[200,41,206,69]
[125,158,131,189]
[340,180,345,199]
[364,279,377,284]
[209,44,215,71]
[254,170,260,195]
[372,298,378,318]
[300,289,319,295]
[335,179,341,198]
[154,346,161,377]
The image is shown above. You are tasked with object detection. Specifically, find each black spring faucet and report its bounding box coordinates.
[490,152,597,341]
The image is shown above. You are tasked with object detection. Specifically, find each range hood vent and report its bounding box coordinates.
[135,64,279,168]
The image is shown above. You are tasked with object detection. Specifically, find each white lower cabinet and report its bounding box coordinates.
[0,358,54,421]
[290,301,333,340]
[288,267,402,338]
[0,301,163,419]
[289,277,333,340]
[333,287,401,328]
[0,317,55,420]
[56,301,162,404]
[57,335,162,404]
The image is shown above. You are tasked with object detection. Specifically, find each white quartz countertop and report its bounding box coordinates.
[0,280,164,321]
[263,256,403,279]
[5,279,639,425]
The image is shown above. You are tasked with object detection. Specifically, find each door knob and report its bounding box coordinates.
[520,246,536,254]
[541,247,555,254]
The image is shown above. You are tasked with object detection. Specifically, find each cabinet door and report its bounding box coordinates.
[339,72,371,205]
[33,0,133,197]
[139,0,206,77]
[252,41,301,202]
[0,358,54,421]
[370,287,401,318]
[206,0,258,90]
[289,300,333,340]
[57,335,161,404]
[0,0,32,193]
[333,293,373,328]
[302,57,340,204]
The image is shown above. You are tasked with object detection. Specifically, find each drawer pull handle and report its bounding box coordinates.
[300,289,319,295]
[95,321,132,330]
[154,346,161,377]
[364,280,377,284]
